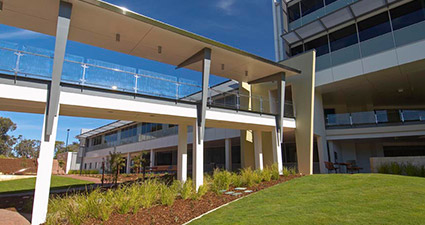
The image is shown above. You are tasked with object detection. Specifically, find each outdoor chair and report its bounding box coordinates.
[325,161,339,173]
[346,160,362,173]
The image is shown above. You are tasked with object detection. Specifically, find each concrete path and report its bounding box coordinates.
[0,209,30,225]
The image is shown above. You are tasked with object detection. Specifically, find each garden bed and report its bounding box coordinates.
[82,174,300,225]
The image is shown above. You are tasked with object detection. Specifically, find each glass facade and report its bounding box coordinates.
[121,125,137,139]
[288,0,358,30]
[289,0,425,71]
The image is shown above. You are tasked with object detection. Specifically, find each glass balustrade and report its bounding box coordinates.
[393,20,425,47]
[326,109,425,128]
[0,41,286,116]
[360,32,395,58]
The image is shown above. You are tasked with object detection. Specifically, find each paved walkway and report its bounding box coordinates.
[59,174,102,184]
[0,209,30,225]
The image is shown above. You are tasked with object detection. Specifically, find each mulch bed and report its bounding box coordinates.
[83,174,302,225]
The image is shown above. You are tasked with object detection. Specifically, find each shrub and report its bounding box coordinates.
[240,167,261,187]
[230,173,243,187]
[159,183,177,206]
[289,167,298,175]
[68,169,99,175]
[193,184,208,200]
[140,179,160,208]
[261,166,272,182]
[181,179,193,200]
[377,163,391,174]
[211,169,232,193]
[270,163,280,180]
[404,163,420,176]
[282,167,290,177]
[86,189,113,220]
[390,162,402,175]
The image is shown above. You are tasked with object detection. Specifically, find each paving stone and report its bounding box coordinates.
[232,192,242,196]
[244,190,253,193]
[235,187,247,191]
[224,191,234,195]
[219,190,227,193]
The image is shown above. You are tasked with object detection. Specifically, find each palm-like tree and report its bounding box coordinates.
[109,151,125,184]
[131,154,142,174]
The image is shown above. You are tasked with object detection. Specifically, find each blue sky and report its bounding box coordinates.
[0,0,276,144]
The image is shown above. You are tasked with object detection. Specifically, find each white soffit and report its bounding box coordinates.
[0,0,300,83]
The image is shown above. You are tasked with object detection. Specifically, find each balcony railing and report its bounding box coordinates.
[326,109,425,128]
[0,41,295,116]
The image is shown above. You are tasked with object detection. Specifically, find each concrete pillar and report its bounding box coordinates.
[272,129,283,174]
[32,2,72,224]
[150,149,155,167]
[126,153,131,174]
[193,121,204,191]
[253,130,263,170]
[314,91,329,173]
[32,107,60,225]
[178,125,188,183]
[225,138,232,171]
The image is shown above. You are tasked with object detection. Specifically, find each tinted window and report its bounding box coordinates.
[305,35,329,56]
[291,44,304,56]
[301,0,324,16]
[325,0,338,5]
[104,131,117,144]
[358,12,391,41]
[288,3,301,22]
[121,125,137,139]
[329,24,358,51]
[93,136,102,146]
[390,0,425,30]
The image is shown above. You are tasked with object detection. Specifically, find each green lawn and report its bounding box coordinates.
[0,176,93,194]
[191,174,425,225]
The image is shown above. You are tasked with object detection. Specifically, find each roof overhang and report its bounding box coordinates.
[77,120,133,139]
[0,0,300,82]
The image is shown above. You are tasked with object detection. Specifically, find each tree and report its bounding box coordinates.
[65,142,79,152]
[0,117,17,157]
[54,141,65,158]
[140,151,151,180]
[14,136,40,158]
[131,154,142,174]
[109,151,125,185]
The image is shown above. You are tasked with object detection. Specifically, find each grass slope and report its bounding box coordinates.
[191,174,425,225]
[0,176,93,194]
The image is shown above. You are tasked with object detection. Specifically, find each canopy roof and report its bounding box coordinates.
[77,120,133,139]
[0,0,300,82]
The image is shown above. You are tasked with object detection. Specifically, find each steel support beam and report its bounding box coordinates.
[177,125,188,183]
[44,1,72,142]
[31,2,72,224]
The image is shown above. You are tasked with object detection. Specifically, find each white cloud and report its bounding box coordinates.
[0,30,43,40]
[216,0,237,15]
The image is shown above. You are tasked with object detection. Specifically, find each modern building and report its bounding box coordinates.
[0,1,317,224]
[272,0,425,172]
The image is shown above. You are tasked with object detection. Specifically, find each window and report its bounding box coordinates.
[93,136,102,146]
[304,35,329,56]
[301,0,324,16]
[290,44,304,56]
[85,138,90,147]
[390,0,425,30]
[89,163,92,169]
[121,125,137,139]
[325,0,338,5]
[329,24,358,51]
[288,2,301,23]
[141,123,150,134]
[104,131,117,144]
[151,123,163,132]
[358,12,391,41]
[84,163,87,169]
[168,124,177,128]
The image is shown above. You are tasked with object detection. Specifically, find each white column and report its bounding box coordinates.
[193,122,204,191]
[126,153,131,174]
[272,129,283,175]
[150,149,155,167]
[225,138,232,171]
[177,125,188,183]
[32,107,60,225]
[253,130,263,170]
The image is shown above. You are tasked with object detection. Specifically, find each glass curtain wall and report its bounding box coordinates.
[288,0,425,70]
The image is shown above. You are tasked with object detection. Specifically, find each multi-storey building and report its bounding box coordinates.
[272,0,425,172]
